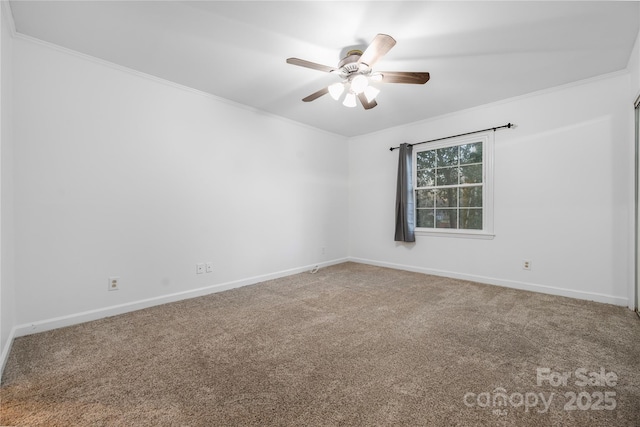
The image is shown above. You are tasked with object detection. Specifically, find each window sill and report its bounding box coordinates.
[415,229,495,240]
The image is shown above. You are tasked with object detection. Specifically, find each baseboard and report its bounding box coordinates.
[0,326,17,377]
[12,258,349,340]
[349,257,629,306]
[4,256,625,376]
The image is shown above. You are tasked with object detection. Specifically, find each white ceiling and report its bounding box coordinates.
[8,1,640,137]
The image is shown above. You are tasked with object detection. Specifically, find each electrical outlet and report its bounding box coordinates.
[321,247,326,255]
[206,262,213,273]
[196,263,205,274]
[522,260,531,271]
[108,276,120,291]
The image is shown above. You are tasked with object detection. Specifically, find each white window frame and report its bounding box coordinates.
[412,131,494,239]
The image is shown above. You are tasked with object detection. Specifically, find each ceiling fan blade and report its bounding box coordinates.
[302,87,329,102]
[287,58,337,73]
[379,71,430,84]
[358,34,396,68]
[357,92,378,110]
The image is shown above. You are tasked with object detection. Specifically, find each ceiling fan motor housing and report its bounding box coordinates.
[338,50,369,76]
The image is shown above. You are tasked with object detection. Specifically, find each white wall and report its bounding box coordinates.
[349,72,634,306]
[12,37,349,332]
[0,2,15,372]
[5,15,639,354]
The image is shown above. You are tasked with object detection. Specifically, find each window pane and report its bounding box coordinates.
[460,208,482,229]
[435,188,457,207]
[416,189,435,208]
[417,151,436,169]
[460,164,482,184]
[416,209,434,228]
[417,169,435,187]
[436,209,458,228]
[459,142,482,165]
[437,146,458,166]
[459,186,482,207]
[436,166,459,186]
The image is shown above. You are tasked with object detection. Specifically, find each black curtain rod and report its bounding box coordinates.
[389,123,514,151]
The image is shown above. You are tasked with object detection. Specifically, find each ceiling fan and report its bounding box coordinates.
[286,34,430,110]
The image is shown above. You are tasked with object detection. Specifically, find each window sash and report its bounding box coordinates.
[412,132,494,238]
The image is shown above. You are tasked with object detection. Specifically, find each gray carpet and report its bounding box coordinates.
[1,262,639,426]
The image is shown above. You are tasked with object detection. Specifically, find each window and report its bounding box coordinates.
[413,132,494,238]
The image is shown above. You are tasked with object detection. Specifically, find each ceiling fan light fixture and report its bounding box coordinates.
[350,74,369,94]
[287,34,429,111]
[328,82,345,101]
[343,92,357,108]
[364,86,380,102]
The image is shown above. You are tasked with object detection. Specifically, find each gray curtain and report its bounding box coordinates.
[394,143,415,242]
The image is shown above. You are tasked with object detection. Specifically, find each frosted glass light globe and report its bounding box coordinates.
[328,82,345,101]
[350,74,369,94]
[343,92,357,108]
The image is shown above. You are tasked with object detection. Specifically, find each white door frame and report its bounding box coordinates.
[634,95,640,315]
